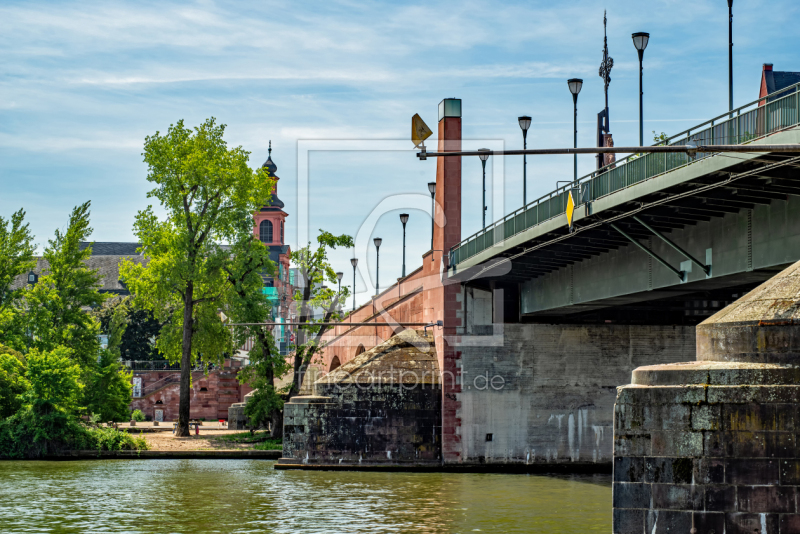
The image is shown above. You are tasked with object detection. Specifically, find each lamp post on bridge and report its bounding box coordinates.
[373,237,382,296]
[350,257,358,311]
[567,79,583,182]
[399,213,409,277]
[478,149,490,228]
[518,116,531,206]
[728,0,734,114]
[632,32,650,147]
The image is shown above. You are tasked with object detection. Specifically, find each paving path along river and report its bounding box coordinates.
[0,460,610,533]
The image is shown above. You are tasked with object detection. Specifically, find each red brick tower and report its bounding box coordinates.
[253,142,293,348]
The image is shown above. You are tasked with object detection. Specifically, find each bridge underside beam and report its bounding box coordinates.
[450,148,800,320]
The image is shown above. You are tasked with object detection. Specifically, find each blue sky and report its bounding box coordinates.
[2,0,799,306]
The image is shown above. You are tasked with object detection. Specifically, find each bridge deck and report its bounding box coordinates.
[448,88,800,322]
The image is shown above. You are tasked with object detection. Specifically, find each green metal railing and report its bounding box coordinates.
[450,81,800,267]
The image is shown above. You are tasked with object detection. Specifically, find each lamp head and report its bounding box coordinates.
[350,257,358,268]
[427,182,436,195]
[567,78,584,96]
[399,213,409,225]
[632,32,650,52]
[517,116,531,132]
[373,237,382,248]
[478,148,490,162]
[336,271,343,282]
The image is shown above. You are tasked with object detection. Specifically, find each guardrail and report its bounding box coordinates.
[450,81,800,267]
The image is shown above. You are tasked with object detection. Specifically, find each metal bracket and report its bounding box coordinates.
[609,223,685,281]
[423,320,443,335]
[632,216,711,275]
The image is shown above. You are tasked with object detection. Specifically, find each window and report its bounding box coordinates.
[486,433,493,442]
[259,220,273,243]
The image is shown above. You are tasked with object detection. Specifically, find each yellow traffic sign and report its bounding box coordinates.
[565,190,576,229]
[412,114,433,148]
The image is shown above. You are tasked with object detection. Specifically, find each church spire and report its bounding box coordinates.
[262,140,277,175]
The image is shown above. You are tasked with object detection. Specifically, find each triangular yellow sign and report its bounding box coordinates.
[412,114,433,148]
[565,190,576,229]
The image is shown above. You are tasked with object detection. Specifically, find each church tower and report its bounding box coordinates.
[253,141,292,349]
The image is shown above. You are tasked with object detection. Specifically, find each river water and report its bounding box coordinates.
[0,460,610,533]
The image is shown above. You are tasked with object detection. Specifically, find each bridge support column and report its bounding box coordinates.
[431,99,463,463]
[613,260,800,533]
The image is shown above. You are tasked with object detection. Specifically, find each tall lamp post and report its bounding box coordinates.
[336,271,343,294]
[399,213,409,277]
[632,32,650,147]
[478,149,490,228]
[373,237,382,296]
[728,0,734,113]
[427,182,436,251]
[350,257,358,311]
[518,116,531,206]
[567,79,583,182]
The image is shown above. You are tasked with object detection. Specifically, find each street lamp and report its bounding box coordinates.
[350,257,358,311]
[399,213,409,277]
[336,271,343,294]
[518,116,531,206]
[632,32,650,147]
[567,79,583,182]
[728,0,734,113]
[427,182,436,251]
[478,149,490,228]
[373,237,382,295]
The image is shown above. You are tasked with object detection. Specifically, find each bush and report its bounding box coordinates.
[84,349,133,422]
[0,407,148,458]
[131,409,146,422]
[0,345,28,419]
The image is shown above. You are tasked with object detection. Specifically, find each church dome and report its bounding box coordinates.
[261,140,278,175]
[260,140,284,210]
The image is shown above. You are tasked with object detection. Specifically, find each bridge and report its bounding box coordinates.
[300,82,800,470]
[449,83,800,325]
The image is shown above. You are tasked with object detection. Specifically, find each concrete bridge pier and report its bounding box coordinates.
[612,260,800,533]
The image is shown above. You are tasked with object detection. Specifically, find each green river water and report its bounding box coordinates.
[0,460,611,533]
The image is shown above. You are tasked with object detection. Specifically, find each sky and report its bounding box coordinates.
[2,0,799,307]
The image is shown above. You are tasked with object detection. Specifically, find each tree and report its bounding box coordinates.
[289,230,353,398]
[224,230,288,437]
[20,202,105,364]
[0,209,35,344]
[0,345,28,419]
[120,118,274,436]
[94,296,162,361]
[84,302,133,421]
[25,347,84,416]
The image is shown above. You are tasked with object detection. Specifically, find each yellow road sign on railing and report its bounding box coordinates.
[412,114,433,148]
[565,190,576,229]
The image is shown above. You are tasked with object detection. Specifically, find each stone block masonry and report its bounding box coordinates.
[282,384,441,466]
[614,370,800,533]
[455,324,695,466]
[613,260,800,533]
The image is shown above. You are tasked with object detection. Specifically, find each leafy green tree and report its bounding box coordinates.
[0,209,35,315]
[120,118,274,436]
[0,209,35,345]
[0,345,28,419]
[25,346,84,415]
[20,202,105,364]
[84,303,133,421]
[289,230,353,398]
[94,296,162,361]
[223,228,289,436]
